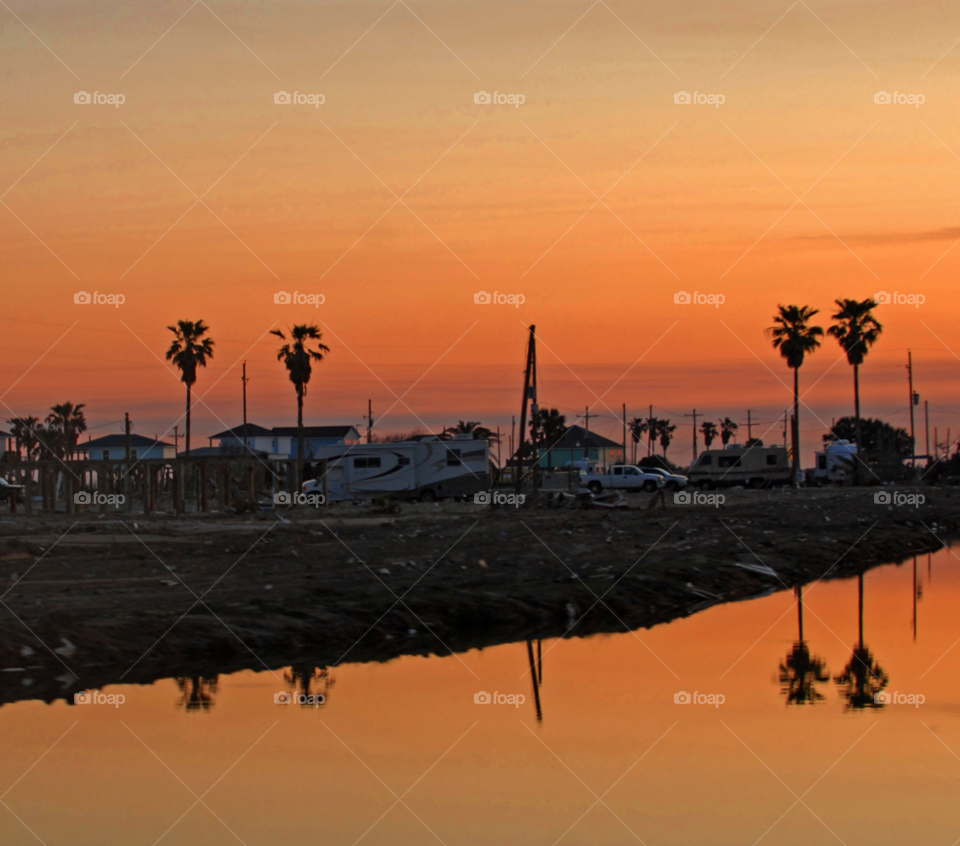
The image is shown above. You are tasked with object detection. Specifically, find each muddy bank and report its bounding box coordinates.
[0,486,955,706]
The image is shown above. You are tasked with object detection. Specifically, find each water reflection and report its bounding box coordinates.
[778,585,830,705]
[833,574,890,710]
[284,663,335,707]
[526,640,543,722]
[176,675,219,712]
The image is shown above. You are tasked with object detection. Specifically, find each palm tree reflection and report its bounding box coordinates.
[834,574,889,710]
[285,664,335,707]
[779,585,830,705]
[176,675,219,711]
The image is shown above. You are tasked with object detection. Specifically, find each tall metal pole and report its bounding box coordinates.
[907,351,916,466]
[366,399,373,443]
[584,407,589,458]
[531,331,539,494]
[242,361,249,454]
[925,400,930,460]
[622,403,627,466]
[747,409,752,442]
[515,325,535,496]
[685,409,699,462]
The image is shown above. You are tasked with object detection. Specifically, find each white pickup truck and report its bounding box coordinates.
[579,464,664,494]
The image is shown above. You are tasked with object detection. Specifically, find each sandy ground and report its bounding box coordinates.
[0,485,955,706]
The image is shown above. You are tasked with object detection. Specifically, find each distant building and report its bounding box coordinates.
[535,424,624,469]
[0,428,13,458]
[80,434,176,461]
[208,424,361,460]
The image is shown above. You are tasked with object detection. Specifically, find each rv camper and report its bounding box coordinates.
[687,443,791,489]
[814,440,858,484]
[301,434,489,502]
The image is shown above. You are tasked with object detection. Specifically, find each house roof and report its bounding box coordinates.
[550,424,623,451]
[82,434,173,449]
[271,426,359,439]
[208,424,275,440]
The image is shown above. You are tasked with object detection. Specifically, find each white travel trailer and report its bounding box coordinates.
[301,435,490,502]
[687,443,791,489]
[814,440,858,483]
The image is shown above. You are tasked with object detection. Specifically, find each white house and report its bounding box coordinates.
[80,434,176,461]
[208,424,361,460]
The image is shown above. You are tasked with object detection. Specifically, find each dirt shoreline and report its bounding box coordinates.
[0,486,955,707]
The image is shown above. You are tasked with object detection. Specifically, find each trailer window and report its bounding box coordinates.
[718,456,741,468]
[766,454,778,465]
[700,455,712,465]
[398,457,410,466]
[447,449,461,467]
[354,457,382,468]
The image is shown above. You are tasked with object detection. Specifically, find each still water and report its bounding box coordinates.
[3,547,959,845]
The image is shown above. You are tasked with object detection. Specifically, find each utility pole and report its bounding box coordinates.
[365,399,373,443]
[647,404,654,458]
[622,403,627,466]
[173,425,179,455]
[783,410,788,448]
[531,336,539,494]
[925,400,930,460]
[242,361,249,453]
[684,409,699,462]
[907,350,916,466]
[746,409,753,442]
[584,407,590,458]
[496,426,501,468]
[124,412,131,461]
[515,325,536,496]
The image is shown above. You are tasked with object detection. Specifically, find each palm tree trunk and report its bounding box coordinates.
[296,384,304,492]
[185,383,192,457]
[853,363,862,485]
[792,366,800,487]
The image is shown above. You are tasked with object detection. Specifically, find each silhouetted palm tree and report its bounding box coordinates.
[778,586,830,705]
[45,402,87,460]
[165,320,215,457]
[767,305,823,487]
[443,421,498,441]
[827,299,882,484]
[719,417,738,446]
[834,574,889,710]
[629,417,648,463]
[657,419,677,458]
[8,417,43,461]
[700,420,718,450]
[271,325,330,489]
[530,408,567,468]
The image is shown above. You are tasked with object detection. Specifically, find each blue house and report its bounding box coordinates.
[535,425,624,469]
[208,424,361,460]
[80,434,176,461]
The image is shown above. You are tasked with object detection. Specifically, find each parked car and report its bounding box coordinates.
[640,466,688,491]
[579,464,664,494]
[0,477,24,503]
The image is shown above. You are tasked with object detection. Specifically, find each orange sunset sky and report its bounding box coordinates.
[2,0,960,462]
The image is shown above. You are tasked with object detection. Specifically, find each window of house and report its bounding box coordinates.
[818,455,827,469]
[130,450,138,460]
[102,450,109,460]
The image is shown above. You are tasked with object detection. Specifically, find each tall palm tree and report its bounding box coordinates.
[700,420,718,450]
[767,305,823,487]
[8,417,43,461]
[530,408,567,468]
[271,325,330,489]
[828,299,882,484]
[657,419,677,458]
[45,402,87,460]
[719,417,739,446]
[629,417,648,464]
[166,320,215,457]
[443,421,499,441]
